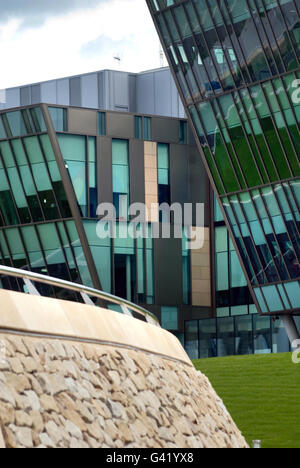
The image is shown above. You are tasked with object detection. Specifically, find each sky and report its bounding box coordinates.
[0,0,166,89]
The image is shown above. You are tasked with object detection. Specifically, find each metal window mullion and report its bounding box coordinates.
[265,184,300,268]
[20,138,46,221]
[173,4,207,101]
[220,0,253,84]
[288,179,300,216]
[234,88,271,185]
[257,286,272,315]
[209,98,246,191]
[203,0,239,89]
[184,0,227,95]
[227,195,266,285]
[229,195,269,286]
[240,189,286,283]
[253,0,287,73]
[192,105,229,195]
[86,136,90,218]
[60,219,84,287]
[1,229,22,292]
[244,0,277,77]
[7,139,34,223]
[167,7,203,103]
[37,134,64,220]
[275,278,294,312]
[17,226,34,273]
[0,150,22,226]
[32,223,57,298]
[260,184,300,278]
[244,85,282,181]
[273,0,300,69]
[277,73,300,148]
[267,79,300,168]
[256,187,293,281]
[214,93,264,188]
[0,230,14,291]
[54,222,75,286]
[259,83,294,177]
[181,1,215,99]
[275,181,300,245]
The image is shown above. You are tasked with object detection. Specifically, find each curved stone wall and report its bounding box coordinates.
[0,290,248,448]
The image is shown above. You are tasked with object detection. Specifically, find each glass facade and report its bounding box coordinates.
[148,0,300,317]
[0,105,169,315]
[185,314,297,359]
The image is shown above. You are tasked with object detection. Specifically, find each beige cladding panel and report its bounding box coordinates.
[190,227,211,307]
[144,141,158,223]
[0,289,190,365]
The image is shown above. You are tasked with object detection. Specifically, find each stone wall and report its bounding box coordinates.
[0,289,248,448]
[0,334,248,449]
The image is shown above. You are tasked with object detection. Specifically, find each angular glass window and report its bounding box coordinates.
[49,107,67,132]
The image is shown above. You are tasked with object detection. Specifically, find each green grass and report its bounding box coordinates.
[193,353,300,448]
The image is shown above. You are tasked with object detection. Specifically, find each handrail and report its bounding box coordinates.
[0,265,160,327]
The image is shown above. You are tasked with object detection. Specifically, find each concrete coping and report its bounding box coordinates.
[0,290,192,366]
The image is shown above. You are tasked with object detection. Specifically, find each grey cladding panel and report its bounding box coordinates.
[20,87,30,106]
[112,72,129,111]
[57,79,70,106]
[5,89,20,109]
[154,70,172,117]
[31,85,41,104]
[81,74,98,109]
[70,77,82,107]
[136,73,155,115]
[41,81,57,104]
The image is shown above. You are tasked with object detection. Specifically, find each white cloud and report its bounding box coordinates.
[0,0,165,89]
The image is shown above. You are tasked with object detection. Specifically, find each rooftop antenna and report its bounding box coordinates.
[159,43,164,68]
[114,54,121,69]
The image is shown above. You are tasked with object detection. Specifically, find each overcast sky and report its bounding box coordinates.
[0,0,165,89]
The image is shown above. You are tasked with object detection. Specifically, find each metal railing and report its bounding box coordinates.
[0,265,160,327]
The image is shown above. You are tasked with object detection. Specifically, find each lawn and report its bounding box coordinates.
[193,353,300,448]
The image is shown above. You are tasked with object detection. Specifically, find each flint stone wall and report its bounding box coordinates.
[0,333,248,448]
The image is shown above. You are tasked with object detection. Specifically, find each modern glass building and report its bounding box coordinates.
[0,101,214,345]
[147,0,300,324]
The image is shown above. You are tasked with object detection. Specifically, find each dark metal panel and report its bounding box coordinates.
[129,75,137,113]
[106,112,134,139]
[170,143,189,206]
[31,85,41,104]
[154,236,182,305]
[20,87,31,106]
[68,108,97,134]
[69,77,82,107]
[129,139,145,205]
[97,136,113,206]
[152,116,178,143]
